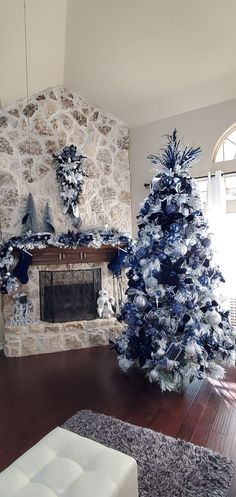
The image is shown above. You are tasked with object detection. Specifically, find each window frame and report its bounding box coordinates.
[212,123,236,163]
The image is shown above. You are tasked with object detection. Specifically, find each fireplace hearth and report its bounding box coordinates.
[39,269,101,322]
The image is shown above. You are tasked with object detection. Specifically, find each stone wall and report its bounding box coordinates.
[0,85,131,238]
[4,318,122,357]
[0,86,131,356]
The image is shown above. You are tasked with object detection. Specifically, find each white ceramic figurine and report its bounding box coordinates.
[97,290,114,319]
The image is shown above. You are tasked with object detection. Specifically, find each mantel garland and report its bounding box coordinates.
[53,144,87,227]
[0,229,132,294]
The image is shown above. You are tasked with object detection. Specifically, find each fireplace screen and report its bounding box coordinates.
[39,269,101,322]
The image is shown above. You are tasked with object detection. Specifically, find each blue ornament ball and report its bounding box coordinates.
[166,203,177,214]
[171,303,184,315]
[199,275,210,286]
[159,239,166,249]
[201,238,211,248]
[186,301,195,310]
[158,252,167,261]
[152,269,159,278]
[162,175,173,187]
[170,223,181,233]
[136,246,148,259]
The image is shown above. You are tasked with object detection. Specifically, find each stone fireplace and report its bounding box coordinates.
[0,86,132,357]
[3,257,123,357]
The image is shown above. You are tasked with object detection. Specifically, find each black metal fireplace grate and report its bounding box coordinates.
[39,269,101,322]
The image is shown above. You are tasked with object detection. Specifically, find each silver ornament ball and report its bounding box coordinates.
[174,242,187,256]
[185,342,196,356]
[205,309,222,325]
[134,295,147,309]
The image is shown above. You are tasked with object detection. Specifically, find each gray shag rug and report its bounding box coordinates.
[62,410,234,497]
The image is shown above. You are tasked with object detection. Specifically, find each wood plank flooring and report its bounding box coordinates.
[0,346,236,495]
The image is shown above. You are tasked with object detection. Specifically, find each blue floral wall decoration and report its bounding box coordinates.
[53,145,87,227]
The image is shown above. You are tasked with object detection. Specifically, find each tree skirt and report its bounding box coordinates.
[62,410,234,497]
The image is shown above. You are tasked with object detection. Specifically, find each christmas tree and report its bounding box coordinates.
[21,193,39,235]
[113,130,236,392]
[43,202,55,233]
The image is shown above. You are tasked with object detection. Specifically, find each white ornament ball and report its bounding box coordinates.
[139,258,147,267]
[157,347,165,356]
[149,368,159,382]
[134,295,147,309]
[205,309,222,325]
[174,242,187,256]
[185,342,196,356]
[145,276,158,296]
[8,247,13,252]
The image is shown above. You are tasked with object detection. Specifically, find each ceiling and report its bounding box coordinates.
[1,0,236,127]
[64,0,236,126]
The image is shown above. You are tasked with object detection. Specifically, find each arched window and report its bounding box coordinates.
[194,131,236,326]
[213,124,236,163]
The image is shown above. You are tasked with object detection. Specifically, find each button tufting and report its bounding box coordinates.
[0,427,138,497]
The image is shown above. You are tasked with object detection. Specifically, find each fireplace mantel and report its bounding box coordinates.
[4,246,124,357]
[27,245,122,265]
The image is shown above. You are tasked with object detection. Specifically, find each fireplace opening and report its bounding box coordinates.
[39,269,101,322]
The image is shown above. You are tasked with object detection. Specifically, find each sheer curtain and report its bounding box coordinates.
[206,171,230,299]
[207,170,227,265]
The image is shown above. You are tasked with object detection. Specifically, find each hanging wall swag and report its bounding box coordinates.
[53,144,87,227]
[0,229,132,294]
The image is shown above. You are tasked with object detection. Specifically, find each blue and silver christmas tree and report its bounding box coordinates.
[113,130,236,392]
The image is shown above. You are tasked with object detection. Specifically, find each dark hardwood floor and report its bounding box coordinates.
[0,346,236,495]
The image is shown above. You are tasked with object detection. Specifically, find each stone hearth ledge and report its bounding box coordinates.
[4,318,122,357]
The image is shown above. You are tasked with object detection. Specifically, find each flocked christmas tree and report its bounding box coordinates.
[43,202,55,233]
[21,193,39,235]
[113,130,236,392]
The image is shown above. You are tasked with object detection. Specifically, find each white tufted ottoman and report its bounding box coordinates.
[0,427,138,497]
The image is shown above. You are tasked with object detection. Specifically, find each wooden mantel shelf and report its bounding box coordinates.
[29,245,120,265]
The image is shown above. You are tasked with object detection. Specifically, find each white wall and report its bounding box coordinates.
[130,98,236,232]
[0,0,67,106]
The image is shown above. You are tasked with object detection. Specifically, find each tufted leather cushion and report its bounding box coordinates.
[0,427,138,497]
